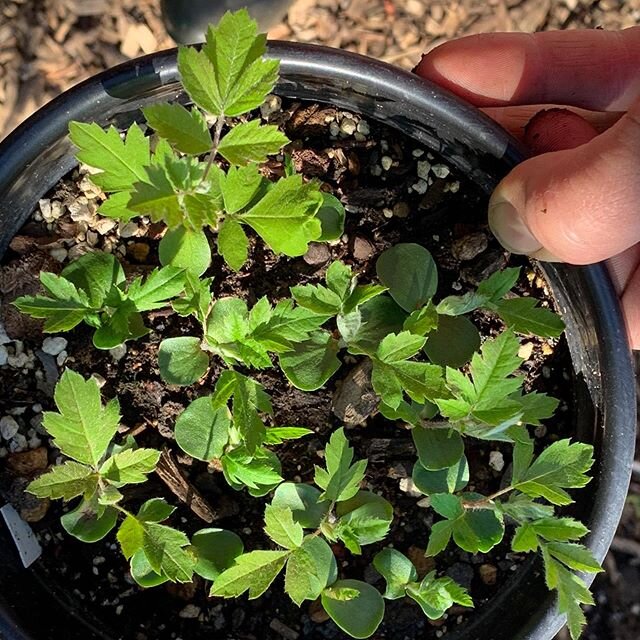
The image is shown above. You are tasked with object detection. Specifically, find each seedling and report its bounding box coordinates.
[17,10,599,640]
[14,252,187,349]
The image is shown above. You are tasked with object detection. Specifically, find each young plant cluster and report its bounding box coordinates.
[17,10,600,640]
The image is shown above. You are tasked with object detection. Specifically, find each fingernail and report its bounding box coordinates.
[488,198,542,255]
[531,247,562,263]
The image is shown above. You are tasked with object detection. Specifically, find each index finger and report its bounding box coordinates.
[414,29,640,111]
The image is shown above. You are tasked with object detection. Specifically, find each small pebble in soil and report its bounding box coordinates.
[179,604,201,619]
[0,345,8,366]
[451,232,488,262]
[518,342,534,360]
[42,336,68,357]
[119,222,139,238]
[393,201,410,218]
[380,155,393,171]
[0,415,20,440]
[49,246,68,262]
[417,160,431,180]
[109,344,127,362]
[489,451,505,472]
[339,117,357,136]
[432,163,450,178]
[260,94,281,119]
[303,242,330,265]
[399,477,422,497]
[356,119,370,136]
[479,564,498,586]
[411,179,428,194]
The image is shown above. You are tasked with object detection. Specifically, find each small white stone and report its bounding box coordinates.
[179,605,201,619]
[382,208,393,219]
[0,416,20,440]
[489,451,505,472]
[417,497,431,508]
[109,345,127,362]
[399,477,422,498]
[356,120,370,136]
[91,373,107,388]
[339,117,356,136]
[39,199,53,221]
[432,163,450,179]
[0,322,10,345]
[0,345,8,366]
[119,222,139,238]
[518,342,534,360]
[49,246,68,262]
[8,353,29,368]
[56,351,67,366]
[42,337,68,357]
[93,218,118,234]
[370,165,382,177]
[32,404,42,414]
[86,230,99,247]
[380,155,393,171]
[412,148,424,158]
[9,433,28,453]
[416,160,431,180]
[412,179,428,194]
[28,434,42,449]
[329,121,340,137]
[260,94,281,119]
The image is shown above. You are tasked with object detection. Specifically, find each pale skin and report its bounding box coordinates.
[414,28,640,348]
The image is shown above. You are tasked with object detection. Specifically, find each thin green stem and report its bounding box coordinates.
[202,115,225,181]
[462,485,514,510]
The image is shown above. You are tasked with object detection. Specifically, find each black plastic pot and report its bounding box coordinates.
[0,43,635,640]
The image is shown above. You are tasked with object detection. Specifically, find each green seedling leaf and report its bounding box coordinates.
[494,297,565,338]
[512,439,594,506]
[314,428,367,503]
[412,426,464,471]
[173,273,212,323]
[263,427,313,445]
[142,103,212,155]
[138,498,176,523]
[333,491,394,553]
[127,266,187,312]
[220,164,264,213]
[61,493,118,543]
[285,536,337,606]
[272,482,331,529]
[222,446,282,496]
[370,331,445,409]
[158,336,209,386]
[158,226,212,276]
[130,549,169,588]
[43,370,120,467]
[177,46,223,115]
[376,243,438,312]
[199,9,279,116]
[264,504,304,549]
[340,295,406,352]
[62,252,125,307]
[424,314,480,368]
[27,461,97,501]
[218,218,249,271]
[477,267,521,301]
[436,291,489,316]
[142,522,196,583]
[436,330,524,429]
[321,579,385,639]
[210,550,289,599]
[373,548,418,599]
[316,193,346,241]
[192,528,244,580]
[412,456,469,496]
[406,571,473,619]
[512,518,589,553]
[68,121,149,192]
[98,191,138,221]
[279,331,341,391]
[238,174,322,256]
[499,494,554,523]
[175,396,231,461]
[97,483,123,506]
[218,119,288,165]
[100,448,160,486]
[518,392,560,427]
[403,303,438,337]
[426,493,504,555]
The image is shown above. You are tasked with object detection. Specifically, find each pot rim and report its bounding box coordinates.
[0,41,635,640]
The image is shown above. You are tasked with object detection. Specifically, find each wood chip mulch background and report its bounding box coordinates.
[1,1,639,639]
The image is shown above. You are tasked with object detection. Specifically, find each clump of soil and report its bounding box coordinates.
[0,99,575,640]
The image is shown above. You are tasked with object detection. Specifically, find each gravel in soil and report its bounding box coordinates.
[0,99,575,640]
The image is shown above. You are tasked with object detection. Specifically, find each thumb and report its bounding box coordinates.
[489,103,640,264]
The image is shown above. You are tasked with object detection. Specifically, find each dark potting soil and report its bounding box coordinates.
[0,99,578,640]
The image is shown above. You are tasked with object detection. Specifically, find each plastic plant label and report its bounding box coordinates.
[1,503,42,568]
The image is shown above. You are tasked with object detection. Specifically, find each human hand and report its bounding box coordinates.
[414,29,640,348]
